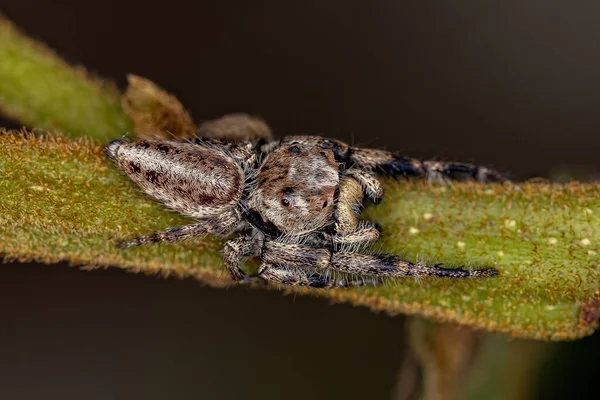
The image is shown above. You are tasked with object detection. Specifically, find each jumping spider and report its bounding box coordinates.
[105,129,503,288]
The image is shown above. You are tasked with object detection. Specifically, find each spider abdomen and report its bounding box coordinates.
[105,139,244,219]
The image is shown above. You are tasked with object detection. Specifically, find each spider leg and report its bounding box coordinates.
[334,173,380,235]
[348,147,507,183]
[345,168,384,203]
[117,212,241,249]
[420,160,507,183]
[332,173,381,245]
[347,147,423,177]
[257,263,381,288]
[329,252,497,278]
[223,235,263,281]
[334,176,364,236]
[261,241,497,280]
[333,222,381,247]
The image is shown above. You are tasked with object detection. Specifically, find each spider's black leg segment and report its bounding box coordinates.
[117,211,241,249]
[257,263,381,288]
[346,147,426,178]
[421,161,508,183]
[223,236,262,282]
[261,241,498,280]
[346,146,508,183]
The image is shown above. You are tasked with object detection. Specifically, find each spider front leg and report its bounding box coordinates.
[257,263,381,288]
[348,147,507,183]
[260,241,497,285]
[420,160,508,183]
[332,173,381,247]
[329,252,497,278]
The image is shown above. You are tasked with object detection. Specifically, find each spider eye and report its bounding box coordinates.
[289,146,300,154]
[281,198,290,207]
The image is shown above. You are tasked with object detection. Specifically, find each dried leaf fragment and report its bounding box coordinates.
[122,74,198,140]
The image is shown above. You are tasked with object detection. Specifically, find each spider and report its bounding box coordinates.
[105,126,503,288]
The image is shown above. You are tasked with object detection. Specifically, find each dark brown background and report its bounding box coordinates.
[1,1,599,399]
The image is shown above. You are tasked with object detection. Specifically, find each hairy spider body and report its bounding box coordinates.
[106,130,501,288]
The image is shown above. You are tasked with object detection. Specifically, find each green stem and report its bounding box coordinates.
[0,14,131,140]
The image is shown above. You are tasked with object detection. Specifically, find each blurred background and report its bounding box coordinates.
[1,1,599,399]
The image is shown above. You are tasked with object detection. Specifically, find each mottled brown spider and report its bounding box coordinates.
[105,128,503,288]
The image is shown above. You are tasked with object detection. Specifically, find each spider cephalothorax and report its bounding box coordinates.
[250,140,341,235]
[106,124,503,288]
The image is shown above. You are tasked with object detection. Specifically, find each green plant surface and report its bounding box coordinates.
[0,15,132,141]
[1,131,598,341]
